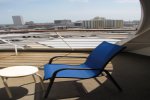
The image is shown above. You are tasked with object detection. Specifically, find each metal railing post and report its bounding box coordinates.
[14,45,18,55]
[0,38,24,55]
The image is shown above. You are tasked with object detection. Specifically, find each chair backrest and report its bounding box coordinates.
[85,41,125,71]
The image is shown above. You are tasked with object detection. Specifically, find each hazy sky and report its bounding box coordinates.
[0,0,141,24]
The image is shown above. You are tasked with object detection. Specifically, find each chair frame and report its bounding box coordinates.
[44,47,125,99]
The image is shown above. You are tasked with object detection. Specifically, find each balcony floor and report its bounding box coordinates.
[0,52,150,100]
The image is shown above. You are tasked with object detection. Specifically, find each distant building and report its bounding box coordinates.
[74,21,83,28]
[12,16,24,26]
[115,20,124,28]
[25,21,34,25]
[54,20,71,25]
[83,17,123,29]
[83,17,105,29]
[54,19,74,28]
[27,23,54,29]
[105,20,123,29]
[124,20,140,28]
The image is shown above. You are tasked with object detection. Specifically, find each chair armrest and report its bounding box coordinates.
[49,56,87,64]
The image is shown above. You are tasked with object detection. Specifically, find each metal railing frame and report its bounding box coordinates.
[0,29,136,55]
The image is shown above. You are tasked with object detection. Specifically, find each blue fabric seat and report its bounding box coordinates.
[44,41,126,98]
[44,64,100,79]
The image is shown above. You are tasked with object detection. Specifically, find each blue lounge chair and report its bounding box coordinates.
[44,41,126,98]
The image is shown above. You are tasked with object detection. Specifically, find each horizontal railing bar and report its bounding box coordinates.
[0,48,93,52]
[0,29,136,33]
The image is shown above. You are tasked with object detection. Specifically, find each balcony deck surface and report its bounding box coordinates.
[0,52,150,100]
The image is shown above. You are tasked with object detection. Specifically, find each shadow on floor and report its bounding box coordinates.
[77,52,150,100]
[35,81,87,100]
[0,87,28,100]
[35,52,150,100]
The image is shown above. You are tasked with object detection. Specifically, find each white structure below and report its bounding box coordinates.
[38,38,121,49]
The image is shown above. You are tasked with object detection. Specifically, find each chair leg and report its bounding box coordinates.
[44,77,55,98]
[103,70,122,92]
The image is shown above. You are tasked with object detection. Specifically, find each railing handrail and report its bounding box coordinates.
[0,30,135,54]
[0,29,136,33]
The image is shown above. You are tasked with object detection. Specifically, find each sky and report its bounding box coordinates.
[0,0,141,24]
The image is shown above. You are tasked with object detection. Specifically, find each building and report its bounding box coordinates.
[54,19,74,29]
[25,21,34,25]
[54,20,74,27]
[105,20,124,29]
[83,17,123,29]
[74,21,83,28]
[115,20,124,28]
[124,20,140,28]
[54,20,71,25]
[83,17,105,29]
[12,16,24,26]
[27,23,54,29]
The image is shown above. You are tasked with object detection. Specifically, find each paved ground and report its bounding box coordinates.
[0,52,150,100]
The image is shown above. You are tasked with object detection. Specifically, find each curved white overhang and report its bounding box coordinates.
[124,0,150,56]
